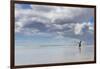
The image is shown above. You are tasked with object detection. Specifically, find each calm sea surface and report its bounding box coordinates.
[15,45,94,65]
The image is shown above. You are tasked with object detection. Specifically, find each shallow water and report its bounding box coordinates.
[15,46,94,65]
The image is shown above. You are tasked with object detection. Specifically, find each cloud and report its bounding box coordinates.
[74,23,83,35]
[15,4,94,44]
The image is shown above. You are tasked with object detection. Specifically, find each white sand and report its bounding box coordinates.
[15,46,94,65]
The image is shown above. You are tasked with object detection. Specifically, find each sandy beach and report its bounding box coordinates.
[15,45,94,65]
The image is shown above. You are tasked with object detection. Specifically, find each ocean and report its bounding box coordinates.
[15,45,94,65]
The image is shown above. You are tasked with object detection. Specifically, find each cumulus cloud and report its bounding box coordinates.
[15,3,94,43]
[74,23,83,35]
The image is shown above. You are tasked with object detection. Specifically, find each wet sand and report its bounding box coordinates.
[15,45,94,65]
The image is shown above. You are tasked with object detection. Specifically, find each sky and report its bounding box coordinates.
[15,3,94,47]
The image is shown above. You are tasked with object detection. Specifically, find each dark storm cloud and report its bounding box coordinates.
[23,21,49,32]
